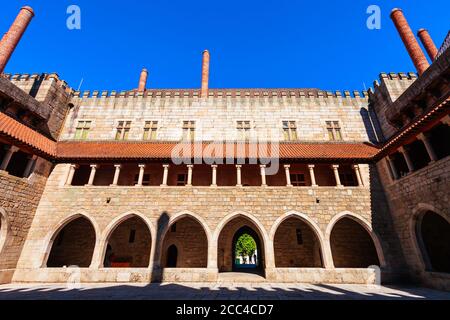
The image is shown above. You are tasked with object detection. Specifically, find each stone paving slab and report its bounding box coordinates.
[0,283,449,300]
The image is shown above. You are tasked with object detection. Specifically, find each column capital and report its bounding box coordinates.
[331,164,340,170]
[163,164,170,169]
[114,164,122,169]
[236,165,242,169]
[441,115,450,126]
[398,146,406,154]
[138,164,146,169]
[352,164,360,170]
[90,164,99,169]
[417,133,427,141]
[260,164,267,168]
[284,164,291,169]
[308,164,315,169]
[70,164,80,169]
[211,164,218,169]
[187,164,194,169]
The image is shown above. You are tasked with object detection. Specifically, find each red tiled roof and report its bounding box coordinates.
[0,112,56,156]
[55,141,379,161]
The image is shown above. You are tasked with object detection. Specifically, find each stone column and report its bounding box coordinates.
[284,165,292,187]
[23,155,38,178]
[399,147,414,172]
[211,165,218,187]
[87,165,98,186]
[65,164,78,186]
[161,164,170,186]
[353,165,364,187]
[187,165,194,186]
[260,165,267,187]
[0,146,19,171]
[386,157,399,180]
[418,133,438,162]
[308,165,318,187]
[236,165,242,187]
[332,165,342,187]
[441,115,450,126]
[111,164,122,186]
[136,164,146,186]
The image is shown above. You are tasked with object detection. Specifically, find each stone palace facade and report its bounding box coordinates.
[0,6,448,290]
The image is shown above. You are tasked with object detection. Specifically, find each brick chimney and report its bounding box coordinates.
[0,6,35,74]
[201,50,210,98]
[390,8,430,75]
[417,29,439,61]
[138,68,148,92]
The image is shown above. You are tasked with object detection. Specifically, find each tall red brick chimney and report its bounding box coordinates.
[390,8,430,75]
[138,68,148,92]
[0,6,35,74]
[417,29,439,61]
[201,50,210,98]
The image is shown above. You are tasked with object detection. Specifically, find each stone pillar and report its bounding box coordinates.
[0,7,35,73]
[187,165,194,186]
[111,164,122,186]
[332,165,342,187]
[136,164,146,186]
[23,155,38,178]
[399,147,414,172]
[65,164,78,186]
[260,165,267,187]
[353,165,364,187]
[284,165,292,187]
[418,133,438,162]
[0,146,19,171]
[87,165,98,186]
[211,165,218,187]
[236,165,242,187]
[386,157,399,180]
[161,164,170,186]
[308,165,318,187]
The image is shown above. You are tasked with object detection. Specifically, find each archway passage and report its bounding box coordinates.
[47,217,96,268]
[233,227,260,271]
[162,217,208,268]
[274,217,323,268]
[218,217,265,275]
[419,212,450,273]
[104,216,152,268]
[330,217,380,268]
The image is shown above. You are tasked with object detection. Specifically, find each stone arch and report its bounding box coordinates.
[0,208,10,256]
[270,211,327,268]
[160,211,210,268]
[99,211,155,268]
[43,212,99,268]
[411,203,450,273]
[214,211,270,274]
[326,211,386,268]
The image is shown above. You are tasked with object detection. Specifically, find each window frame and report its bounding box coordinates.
[143,120,159,141]
[326,120,343,141]
[282,120,298,141]
[236,120,253,141]
[74,120,92,140]
[182,120,196,141]
[115,120,132,141]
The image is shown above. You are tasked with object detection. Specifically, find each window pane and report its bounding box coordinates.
[75,129,82,139]
[335,129,342,140]
[115,130,122,140]
[328,129,335,141]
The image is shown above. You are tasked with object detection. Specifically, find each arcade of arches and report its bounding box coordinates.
[43,211,450,280]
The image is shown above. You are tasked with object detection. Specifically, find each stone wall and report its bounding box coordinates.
[61,91,371,143]
[376,155,450,291]
[0,158,52,283]
[13,162,405,284]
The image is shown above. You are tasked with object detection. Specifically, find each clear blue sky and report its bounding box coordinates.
[1,0,449,91]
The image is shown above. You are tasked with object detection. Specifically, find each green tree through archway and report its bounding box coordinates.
[235,233,257,264]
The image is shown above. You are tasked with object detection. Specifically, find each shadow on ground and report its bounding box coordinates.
[0,283,449,300]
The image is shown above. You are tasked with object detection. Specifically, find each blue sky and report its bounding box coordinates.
[1,0,449,91]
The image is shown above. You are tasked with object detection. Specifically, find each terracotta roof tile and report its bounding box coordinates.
[0,112,56,156]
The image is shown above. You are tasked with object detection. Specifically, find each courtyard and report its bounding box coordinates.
[0,281,448,300]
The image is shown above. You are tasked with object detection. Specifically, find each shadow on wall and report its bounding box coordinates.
[151,211,170,282]
[0,282,447,300]
[360,108,384,144]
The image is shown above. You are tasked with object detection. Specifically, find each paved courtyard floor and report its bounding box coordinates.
[0,282,448,300]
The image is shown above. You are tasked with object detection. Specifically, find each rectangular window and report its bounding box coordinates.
[177,174,188,186]
[116,121,132,140]
[129,230,136,243]
[143,121,158,140]
[283,121,298,141]
[133,174,151,186]
[182,121,196,141]
[237,121,252,141]
[74,121,91,140]
[290,173,306,187]
[326,121,343,141]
